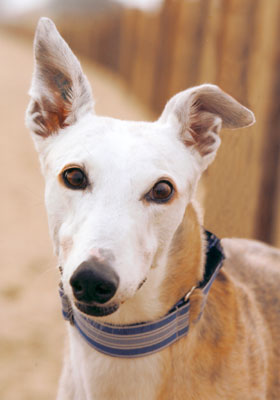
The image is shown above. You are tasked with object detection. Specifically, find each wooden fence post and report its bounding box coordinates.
[251,0,280,244]
[166,0,210,99]
[129,10,161,110]
[198,0,225,84]
[119,8,141,84]
[151,0,182,113]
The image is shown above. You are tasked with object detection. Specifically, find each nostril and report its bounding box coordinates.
[72,281,83,295]
[94,282,116,303]
[70,277,85,300]
[96,283,113,296]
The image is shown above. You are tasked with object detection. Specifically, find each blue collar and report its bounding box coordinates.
[59,231,224,358]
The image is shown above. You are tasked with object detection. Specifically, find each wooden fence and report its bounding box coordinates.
[46,0,280,245]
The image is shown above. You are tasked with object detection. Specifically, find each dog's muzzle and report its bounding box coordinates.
[59,231,225,358]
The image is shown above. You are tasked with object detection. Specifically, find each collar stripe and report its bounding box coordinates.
[74,317,190,358]
[75,303,190,348]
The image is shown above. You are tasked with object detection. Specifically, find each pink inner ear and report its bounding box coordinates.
[183,101,221,157]
[30,68,73,137]
[29,95,71,137]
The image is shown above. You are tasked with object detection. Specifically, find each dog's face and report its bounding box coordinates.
[26,18,254,320]
[41,115,199,315]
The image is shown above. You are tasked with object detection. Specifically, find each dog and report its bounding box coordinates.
[26,18,280,400]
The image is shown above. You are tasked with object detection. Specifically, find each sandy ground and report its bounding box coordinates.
[0,30,152,400]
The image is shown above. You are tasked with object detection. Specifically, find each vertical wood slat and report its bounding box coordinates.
[198,0,225,84]
[167,0,210,99]
[151,0,182,113]
[270,17,280,247]
[217,0,257,100]
[251,0,280,244]
[129,11,161,109]
[118,9,141,83]
[95,13,121,71]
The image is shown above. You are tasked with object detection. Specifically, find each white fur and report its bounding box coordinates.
[56,326,164,400]
[26,18,255,400]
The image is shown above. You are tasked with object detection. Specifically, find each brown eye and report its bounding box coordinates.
[147,180,174,203]
[62,168,88,190]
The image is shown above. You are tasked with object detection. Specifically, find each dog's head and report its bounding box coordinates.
[26,18,254,322]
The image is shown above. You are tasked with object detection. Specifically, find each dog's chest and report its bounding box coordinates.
[70,329,164,400]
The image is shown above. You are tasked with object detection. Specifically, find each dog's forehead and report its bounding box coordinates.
[44,115,195,183]
[47,116,188,169]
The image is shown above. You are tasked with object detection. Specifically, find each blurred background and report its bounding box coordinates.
[0,0,279,398]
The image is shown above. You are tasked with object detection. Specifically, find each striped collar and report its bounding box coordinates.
[59,231,224,358]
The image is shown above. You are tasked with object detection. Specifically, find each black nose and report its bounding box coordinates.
[70,258,119,304]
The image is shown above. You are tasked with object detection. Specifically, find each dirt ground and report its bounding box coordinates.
[0,30,152,400]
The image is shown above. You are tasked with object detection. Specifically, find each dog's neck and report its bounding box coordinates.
[104,202,205,325]
[161,202,205,313]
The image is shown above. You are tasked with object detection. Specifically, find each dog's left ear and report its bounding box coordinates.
[26,18,94,139]
[159,84,255,169]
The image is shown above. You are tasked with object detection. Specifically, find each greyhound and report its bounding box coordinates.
[26,17,280,400]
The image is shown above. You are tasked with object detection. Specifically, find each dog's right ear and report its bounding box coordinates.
[26,18,94,139]
[159,84,255,171]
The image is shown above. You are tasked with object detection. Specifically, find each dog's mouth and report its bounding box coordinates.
[74,301,119,317]
[71,276,148,318]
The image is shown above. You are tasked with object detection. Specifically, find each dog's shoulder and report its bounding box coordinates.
[221,237,280,290]
[219,238,280,395]
[221,237,280,343]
